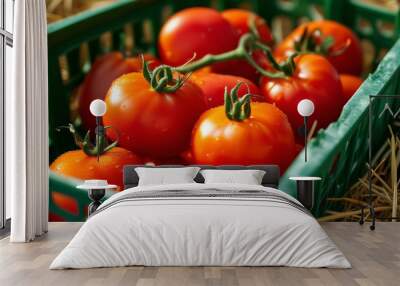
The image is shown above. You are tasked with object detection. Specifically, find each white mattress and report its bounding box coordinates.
[50,183,350,269]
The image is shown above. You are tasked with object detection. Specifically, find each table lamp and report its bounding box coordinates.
[297,99,315,162]
[89,99,107,162]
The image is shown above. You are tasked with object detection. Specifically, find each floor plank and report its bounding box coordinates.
[0,222,399,286]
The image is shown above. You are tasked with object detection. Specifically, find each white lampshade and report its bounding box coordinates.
[297,99,315,117]
[90,99,107,117]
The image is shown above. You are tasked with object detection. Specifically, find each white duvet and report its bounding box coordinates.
[50,183,350,269]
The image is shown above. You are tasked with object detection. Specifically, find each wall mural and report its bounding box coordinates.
[47,1,399,222]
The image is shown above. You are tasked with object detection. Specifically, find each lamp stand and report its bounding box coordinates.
[88,188,106,216]
[95,116,105,162]
[304,116,308,162]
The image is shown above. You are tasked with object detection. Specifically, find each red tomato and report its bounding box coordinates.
[340,74,363,102]
[50,147,142,191]
[260,54,345,136]
[49,192,90,222]
[180,149,195,165]
[158,7,238,69]
[218,9,273,83]
[190,73,263,108]
[142,156,188,166]
[221,9,273,44]
[79,52,159,131]
[49,192,79,221]
[191,102,296,171]
[103,72,207,159]
[49,211,67,222]
[275,20,363,75]
[294,143,304,157]
[213,50,271,84]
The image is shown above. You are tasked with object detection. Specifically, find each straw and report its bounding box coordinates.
[320,123,400,222]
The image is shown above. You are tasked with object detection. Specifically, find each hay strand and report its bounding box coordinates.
[323,123,400,221]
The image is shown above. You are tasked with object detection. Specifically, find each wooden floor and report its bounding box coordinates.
[0,222,399,286]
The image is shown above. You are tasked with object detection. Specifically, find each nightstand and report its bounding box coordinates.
[289,177,321,210]
[77,180,117,216]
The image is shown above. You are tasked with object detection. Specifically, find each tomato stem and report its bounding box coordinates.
[293,27,349,57]
[143,57,191,93]
[253,41,297,76]
[224,82,252,121]
[142,32,299,93]
[174,33,288,78]
[248,15,260,40]
[57,124,119,158]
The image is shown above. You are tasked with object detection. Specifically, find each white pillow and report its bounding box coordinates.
[200,169,266,185]
[135,167,200,186]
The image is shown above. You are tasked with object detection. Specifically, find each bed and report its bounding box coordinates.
[50,165,350,269]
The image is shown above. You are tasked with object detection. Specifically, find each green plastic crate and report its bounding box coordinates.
[48,0,400,221]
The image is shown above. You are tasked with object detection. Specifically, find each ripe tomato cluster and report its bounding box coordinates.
[51,7,365,216]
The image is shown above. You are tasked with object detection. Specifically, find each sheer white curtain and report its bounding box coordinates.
[8,0,48,242]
